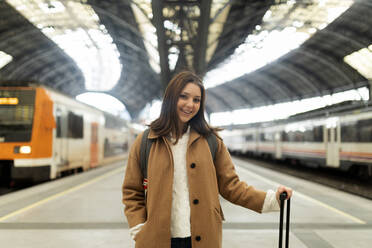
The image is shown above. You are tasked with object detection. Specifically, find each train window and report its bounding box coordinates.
[303,126,323,142]
[56,116,62,138]
[269,132,275,141]
[357,119,372,142]
[0,89,35,142]
[67,111,83,139]
[295,131,304,142]
[287,131,292,141]
[260,132,274,142]
[286,130,304,142]
[341,122,357,142]
[104,112,127,129]
[280,131,287,142]
[283,126,322,143]
[303,129,314,142]
[313,126,323,142]
[245,134,253,141]
[327,128,330,142]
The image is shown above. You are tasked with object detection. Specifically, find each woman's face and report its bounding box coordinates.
[176,83,201,126]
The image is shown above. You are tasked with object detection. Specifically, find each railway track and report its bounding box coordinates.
[237,155,372,200]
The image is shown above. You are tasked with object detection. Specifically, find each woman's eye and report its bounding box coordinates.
[193,98,201,103]
[180,94,187,99]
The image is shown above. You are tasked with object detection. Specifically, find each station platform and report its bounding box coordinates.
[0,158,371,248]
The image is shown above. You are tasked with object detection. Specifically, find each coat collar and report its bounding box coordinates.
[147,127,201,146]
[188,128,201,147]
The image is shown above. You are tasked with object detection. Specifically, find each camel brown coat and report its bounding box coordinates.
[122,129,267,248]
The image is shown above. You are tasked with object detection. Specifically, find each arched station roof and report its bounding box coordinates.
[0,1,85,95]
[206,0,372,112]
[0,0,371,119]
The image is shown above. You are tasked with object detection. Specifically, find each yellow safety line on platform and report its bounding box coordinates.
[0,167,124,222]
[234,159,367,225]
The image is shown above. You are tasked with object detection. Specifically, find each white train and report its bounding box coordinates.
[221,101,372,179]
[0,84,132,184]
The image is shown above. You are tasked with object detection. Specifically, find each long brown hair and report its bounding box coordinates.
[150,71,220,144]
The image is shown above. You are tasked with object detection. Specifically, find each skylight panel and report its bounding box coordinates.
[39,0,65,14]
[6,0,121,91]
[163,19,180,70]
[210,87,369,126]
[207,0,231,63]
[0,51,12,70]
[344,46,372,79]
[131,1,160,73]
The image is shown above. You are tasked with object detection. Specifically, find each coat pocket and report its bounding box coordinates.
[219,205,225,221]
[213,206,225,222]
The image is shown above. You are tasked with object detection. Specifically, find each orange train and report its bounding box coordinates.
[0,84,131,184]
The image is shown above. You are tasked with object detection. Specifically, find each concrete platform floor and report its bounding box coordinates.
[0,158,371,248]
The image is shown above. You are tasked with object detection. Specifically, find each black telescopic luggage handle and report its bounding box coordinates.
[279,192,290,248]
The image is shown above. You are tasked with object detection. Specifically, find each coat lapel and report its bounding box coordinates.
[188,128,201,148]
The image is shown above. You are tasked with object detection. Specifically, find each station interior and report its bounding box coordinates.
[1,1,372,247]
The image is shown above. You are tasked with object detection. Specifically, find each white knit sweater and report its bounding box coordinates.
[129,129,280,239]
[169,128,191,237]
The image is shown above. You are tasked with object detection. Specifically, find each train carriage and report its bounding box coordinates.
[221,102,372,179]
[0,84,130,184]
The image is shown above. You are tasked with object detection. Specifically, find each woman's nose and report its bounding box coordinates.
[185,99,193,106]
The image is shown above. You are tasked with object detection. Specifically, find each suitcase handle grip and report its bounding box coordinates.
[279,191,290,248]
[280,192,288,201]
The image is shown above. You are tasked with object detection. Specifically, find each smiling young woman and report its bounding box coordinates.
[122,71,293,248]
[148,71,219,145]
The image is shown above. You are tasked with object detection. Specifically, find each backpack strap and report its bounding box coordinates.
[206,132,218,161]
[139,128,152,179]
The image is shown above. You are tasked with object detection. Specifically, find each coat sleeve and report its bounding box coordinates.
[214,138,266,213]
[122,132,147,227]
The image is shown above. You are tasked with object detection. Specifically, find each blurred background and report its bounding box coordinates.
[1,0,371,128]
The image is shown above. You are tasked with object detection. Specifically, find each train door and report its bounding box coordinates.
[90,122,99,168]
[275,131,282,159]
[254,129,259,154]
[326,118,340,167]
[55,106,69,168]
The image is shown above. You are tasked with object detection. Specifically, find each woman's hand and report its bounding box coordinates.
[275,185,293,204]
